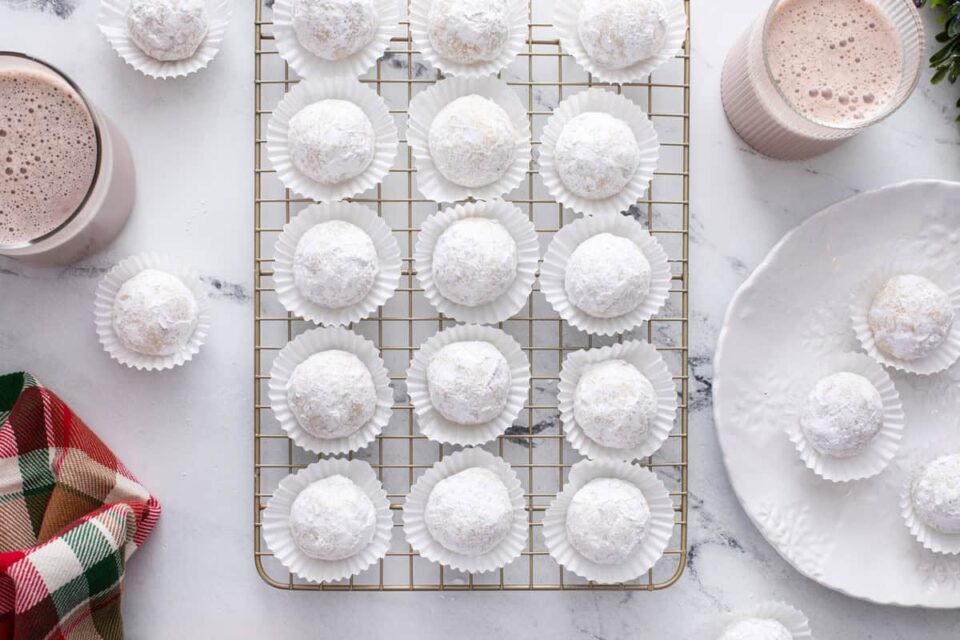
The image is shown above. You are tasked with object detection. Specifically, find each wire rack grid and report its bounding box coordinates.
[254,0,690,591]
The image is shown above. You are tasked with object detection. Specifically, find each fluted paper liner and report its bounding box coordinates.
[262,459,392,583]
[554,0,686,84]
[542,459,673,584]
[901,441,960,555]
[95,252,210,371]
[558,340,677,462]
[415,200,539,324]
[407,76,531,202]
[268,326,392,455]
[273,0,400,80]
[273,203,401,326]
[98,0,231,79]
[704,601,813,640]
[850,260,960,376]
[408,0,527,78]
[539,215,671,336]
[407,325,531,446]
[785,352,904,483]
[402,448,527,573]
[539,88,659,217]
[267,77,399,202]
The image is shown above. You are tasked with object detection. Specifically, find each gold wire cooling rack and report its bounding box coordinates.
[254,0,690,591]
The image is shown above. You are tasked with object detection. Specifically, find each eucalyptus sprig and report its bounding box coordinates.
[917,0,960,121]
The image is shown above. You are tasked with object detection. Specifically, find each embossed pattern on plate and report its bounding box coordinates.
[715,180,960,608]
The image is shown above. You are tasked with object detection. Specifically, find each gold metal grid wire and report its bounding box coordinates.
[254,0,690,590]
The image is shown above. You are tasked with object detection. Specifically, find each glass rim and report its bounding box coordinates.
[759,0,926,133]
[0,51,104,251]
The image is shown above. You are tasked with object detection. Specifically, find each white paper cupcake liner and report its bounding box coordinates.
[266,77,399,202]
[98,0,232,79]
[273,202,401,326]
[539,215,671,336]
[542,459,674,583]
[539,88,659,217]
[94,252,211,371]
[850,261,960,376]
[785,352,904,483]
[408,0,528,78]
[414,200,539,324]
[273,0,400,80]
[901,441,960,555]
[703,602,813,640]
[268,326,392,455]
[406,325,531,447]
[554,0,686,85]
[558,340,676,462]
[407,76,531,203]
[262,458,393,583]
[402,447,527,573]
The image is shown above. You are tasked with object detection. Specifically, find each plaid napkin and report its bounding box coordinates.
[0,373,161,640]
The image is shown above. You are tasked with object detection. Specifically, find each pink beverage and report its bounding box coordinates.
[721,0,924,160]
[0,53,135,266]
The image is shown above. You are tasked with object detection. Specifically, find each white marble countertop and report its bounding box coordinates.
[1,0,959,637]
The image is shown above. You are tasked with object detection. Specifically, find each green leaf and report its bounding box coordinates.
[932,66,950,84]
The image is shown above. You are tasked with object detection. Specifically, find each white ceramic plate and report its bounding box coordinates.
[714,180,960,609]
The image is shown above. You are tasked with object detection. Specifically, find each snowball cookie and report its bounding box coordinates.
[432,217,518,307]
[126,0,209,62]
[800,372,883,458]
[427,95,516,188]
[112,269,199,356]
[293,220,379,309]
[565,477,650,565]
[577,0,668,70]
[427,0,509,64]
[288,99,376,185]
[286,350,377,439]
[289,474,377,560]
[718,618,793,640]
[564,233,651,319]
[555,112,640,200]
[574,360,657,450]
[293,0,378,61]
[868,275,955,361]
[427,341,511,425]
[425,467,513,555]
[911,453,960,535]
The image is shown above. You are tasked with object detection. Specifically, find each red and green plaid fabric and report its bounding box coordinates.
[0,372,160,640]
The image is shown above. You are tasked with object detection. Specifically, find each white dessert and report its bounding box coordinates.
[292,0,378,61]
[565,477,650,565]
[718,618,793,640]
[564,233,651,318]
[427,341,511,425]
[289,474,377,560]
[431,217,518,307]
[800,372,883,458]
[288,99,375,185]
[287,350,377,439]
[868,275,955,361]
[112,269,199,356]
[911,453,960,535]
[427,95,516,188]
[426,0,509,64]
[574,359,657,450]
[126,0,209,62]
[554,112,640,200]
[293,220,379,309]
[577,0,668,70]
[425,467,513,555]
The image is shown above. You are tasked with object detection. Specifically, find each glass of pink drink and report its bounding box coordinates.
[0,52,135,266]
[721,0,924,160]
